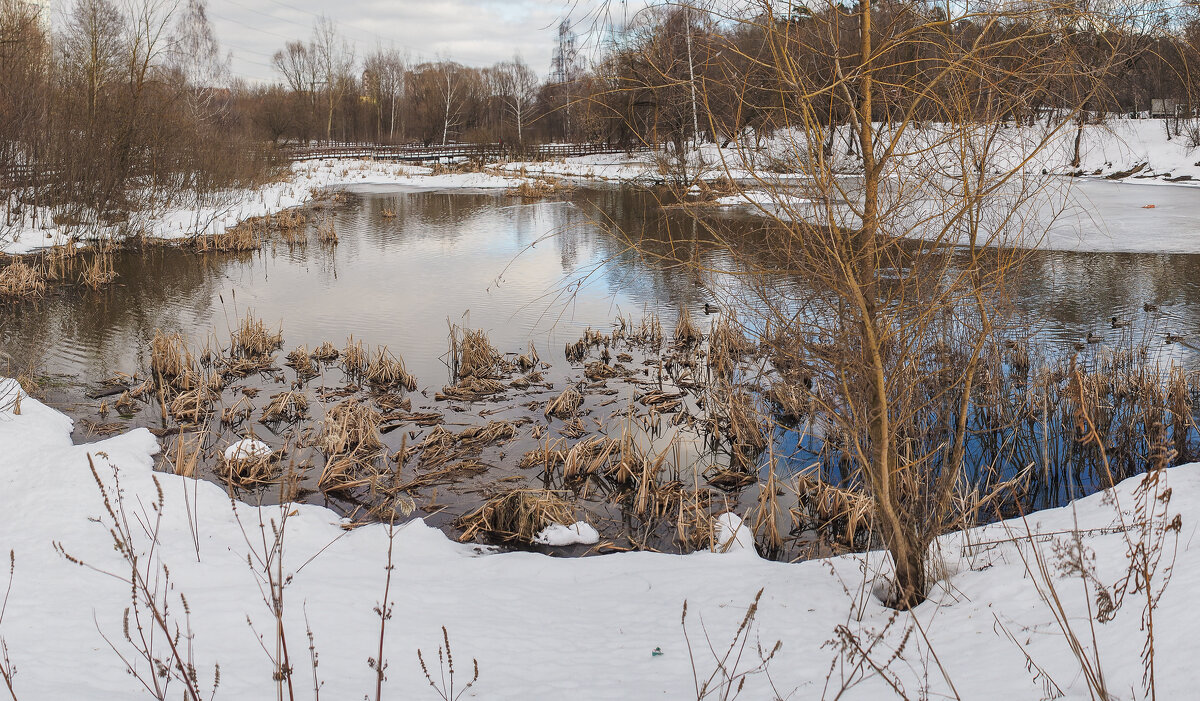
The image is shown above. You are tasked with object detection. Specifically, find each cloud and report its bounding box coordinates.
[207,0,612,83]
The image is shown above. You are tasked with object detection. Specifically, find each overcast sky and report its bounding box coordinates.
[199,0,639,83]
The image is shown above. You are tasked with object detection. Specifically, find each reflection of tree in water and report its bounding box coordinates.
[0,247,244,378]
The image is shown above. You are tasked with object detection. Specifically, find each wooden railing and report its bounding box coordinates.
[285,141,642,163]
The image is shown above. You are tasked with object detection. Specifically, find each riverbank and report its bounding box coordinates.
[0,160,528,256]
[0,376,1194,699]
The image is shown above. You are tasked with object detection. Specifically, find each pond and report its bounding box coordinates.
[4,182,1200,554]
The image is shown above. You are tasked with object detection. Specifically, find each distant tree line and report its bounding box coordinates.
[0,0,275,232]
[7,0,1200,225]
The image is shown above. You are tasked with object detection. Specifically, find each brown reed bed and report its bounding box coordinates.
[545,385,584,419]
[284,346,319,379]
[195,219,262,252]
[0,261,46,297]
[260,390,309,423]
[364,347,417,392]
[340,336,368,379]
[317,215,338,244]
[150,329,194,384]
[673,305,702,346]
[455,488,576,544]
[230,311,283,359]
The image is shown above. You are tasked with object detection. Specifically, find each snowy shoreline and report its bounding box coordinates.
[1,377,1197,699]
[7,119,1200,258]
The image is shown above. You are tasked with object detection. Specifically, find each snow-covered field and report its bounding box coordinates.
[0,378,1195,699]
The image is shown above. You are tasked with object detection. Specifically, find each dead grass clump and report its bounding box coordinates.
[113,391,138,415]
[319,400,384,457]
[79,252,117,289]
[340,336,368,379]
[221,395,254,425]
[561,436,621,482]
[318,400,385,490]
[455,488,575,544]
[217,450,278,487]
[564,339,588,363]
[711,386,769,468]
[674,305,702,346]
[230,312,283,359]
[766,381,809,425]
[364,347,418,392]
[708,312,755,379]
[516,342,540,373]
[457,420,518,448]
[150,329,194,383]
[436,377,507,401]
[519,438,569,470]
[449,325,509,380]
[312,341,340,363]
[261,391,309,423]
[274,210,307,244]
[584,361,620,382]
[197,220,262,252]
[545,385,584,419]
[285,346,318,379]
[317,216,338,244]
[169,387,215,424]
[791,471,874,549]
[0,261,46,297]
[507,178,568,199]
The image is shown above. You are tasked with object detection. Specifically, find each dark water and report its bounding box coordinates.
[7,186,1200,386]
[5,184,1200,548]
[2,188,752,387]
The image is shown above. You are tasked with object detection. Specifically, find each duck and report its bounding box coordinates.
[1166,332,1187,344]
[1086,331,1103,344]
[1111,316,1130,329]
[1072,341,1086,352]
[1144,302,1159,312]
[703,302,720,315]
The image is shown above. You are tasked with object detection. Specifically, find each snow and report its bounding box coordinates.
[532,521,600,546]
[8,121,1200,256]
[714,512,756,555]
[223,438,271,461]
[2,376,1198,699]
[0,159,525,256]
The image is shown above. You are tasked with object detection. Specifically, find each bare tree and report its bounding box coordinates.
[311,16,354,142]
[492,55,539,147]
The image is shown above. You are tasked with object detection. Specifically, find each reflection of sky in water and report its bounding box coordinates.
[7,185,1200,393]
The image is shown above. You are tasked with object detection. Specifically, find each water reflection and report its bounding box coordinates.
[6,186,1200,393]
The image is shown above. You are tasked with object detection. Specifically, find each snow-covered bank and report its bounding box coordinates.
[0,378,1196,699]
[0,160,525,256]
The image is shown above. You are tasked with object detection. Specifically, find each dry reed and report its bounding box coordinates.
[455,489,575,544]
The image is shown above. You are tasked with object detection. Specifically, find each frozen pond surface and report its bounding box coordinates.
[1043,178,1200,252]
